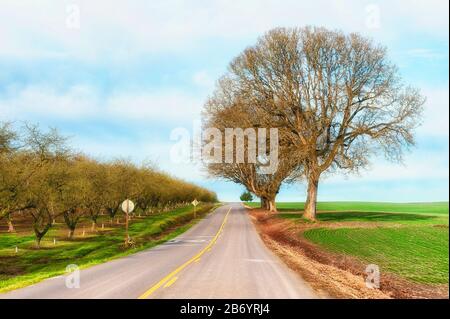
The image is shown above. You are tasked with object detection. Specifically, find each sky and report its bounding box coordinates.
[0,0,448,202]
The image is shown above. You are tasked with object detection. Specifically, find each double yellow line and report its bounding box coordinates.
[138,207,231,299]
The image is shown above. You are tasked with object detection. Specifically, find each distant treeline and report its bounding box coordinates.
[0,122,217,246]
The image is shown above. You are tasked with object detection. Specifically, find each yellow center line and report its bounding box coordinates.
[163,276,178,288]
[138,207,231,299]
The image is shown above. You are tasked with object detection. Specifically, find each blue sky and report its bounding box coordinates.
[0,0,448,202]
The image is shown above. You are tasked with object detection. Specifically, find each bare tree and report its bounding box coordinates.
[1,123,30,229]
[23,125,69,247]
[59,158,90,238]
[0,123,68,233]
[203,91,302,212]
[0,122,17,154]
[217,27,424,219]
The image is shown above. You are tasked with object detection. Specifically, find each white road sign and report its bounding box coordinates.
[191,199,199,207]
[121,199,135,214]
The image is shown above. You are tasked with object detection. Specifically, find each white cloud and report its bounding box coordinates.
[192,71,215,90]
[406,48,447,60]
[2,83,447,138]
[386,0,449,36]
[0,85,204,123]
[334,155,449,182]
[418,86,449,138]
[107,91,203,121]
[0,85,98,120]
[0,0,448,61]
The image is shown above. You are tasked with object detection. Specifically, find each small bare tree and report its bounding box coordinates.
[219,27,424,219]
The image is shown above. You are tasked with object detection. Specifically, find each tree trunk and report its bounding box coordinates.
[63,211,78,239]
[304,172,320,220]
[33,216,52,248]
[268,199,277,213]
[108,207,117,219]
[36,236,42,248]
[260,197,267,209]
[67,223,76,239]
[7,214,15,232]
[34,229,46,249]
[260,196,277,212]
[91,221,96,231]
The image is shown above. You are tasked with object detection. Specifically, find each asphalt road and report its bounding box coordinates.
[1,204,317,299]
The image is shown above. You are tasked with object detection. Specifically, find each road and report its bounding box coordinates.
[1,204,317,299]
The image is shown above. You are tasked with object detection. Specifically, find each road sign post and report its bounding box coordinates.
[121,199,135,247]
[191,199,199,218]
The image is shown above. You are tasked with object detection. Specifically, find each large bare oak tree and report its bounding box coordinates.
[210,27,424,219]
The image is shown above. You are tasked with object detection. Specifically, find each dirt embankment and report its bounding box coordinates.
[249,209,449,299]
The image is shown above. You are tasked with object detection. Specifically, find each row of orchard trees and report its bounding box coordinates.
[0,122,217,247]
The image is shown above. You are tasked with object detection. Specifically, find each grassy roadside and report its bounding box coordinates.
[248,201,449,298]
[0,203,220,293]
[304,226,448,284]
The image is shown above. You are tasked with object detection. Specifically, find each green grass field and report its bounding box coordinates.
[304,226,448,284]
[0,204,217,292]
[247,201,449,214]
[249,201,449,285]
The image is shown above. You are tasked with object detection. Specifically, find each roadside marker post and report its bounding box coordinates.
[121,199,135,247]
[191,199,199,218]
